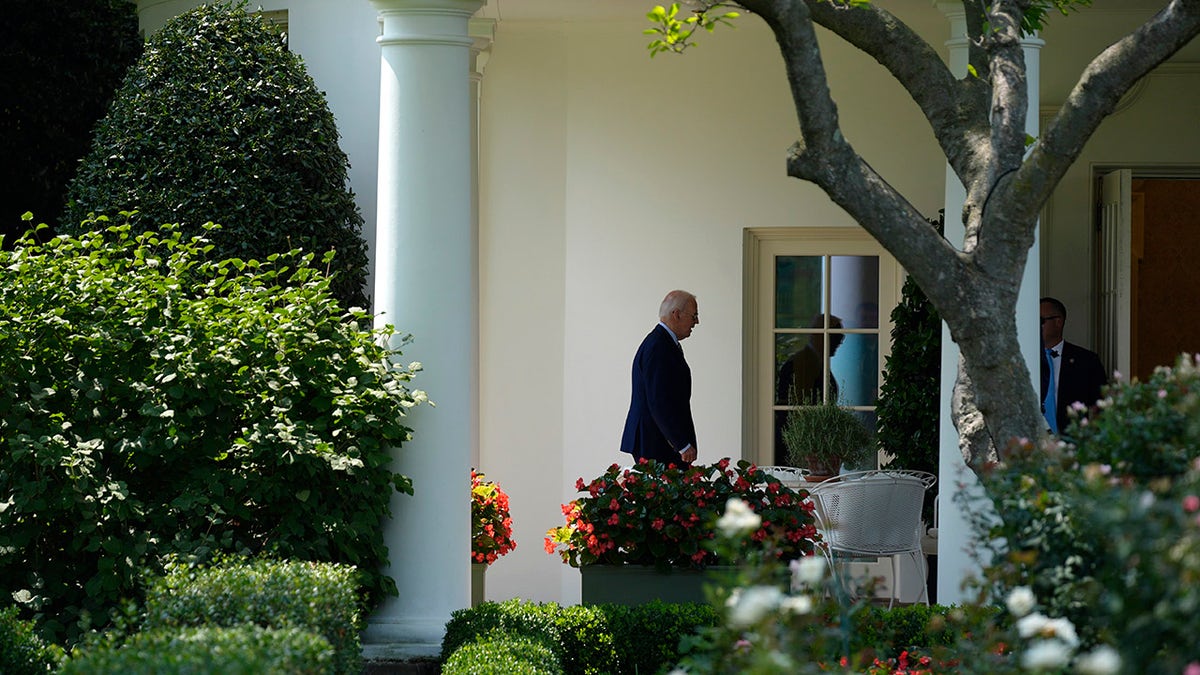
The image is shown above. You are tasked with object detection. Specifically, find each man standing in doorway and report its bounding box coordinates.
[620,290,700,466]
[1040,296,1108,434]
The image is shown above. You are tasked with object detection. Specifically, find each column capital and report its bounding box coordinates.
[370,0,486,48]
[369,0,485,16]
[469,18,496,81]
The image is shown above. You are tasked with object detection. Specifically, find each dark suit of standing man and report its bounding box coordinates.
[620,290,700,466]
[1040,297,1108,433]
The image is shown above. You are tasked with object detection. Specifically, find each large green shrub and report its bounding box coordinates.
[58,624,333,675]
[62,2,369,309]
[0,605,64,674]
[969,441,1098,643]
[0,218,423,644]
[143,557,362,675]
[0,0,141,244]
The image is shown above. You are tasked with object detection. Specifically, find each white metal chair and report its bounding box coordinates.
[806,469,937,607]
[757,465,810,488]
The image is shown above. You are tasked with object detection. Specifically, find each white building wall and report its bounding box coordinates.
[477,15,946,604]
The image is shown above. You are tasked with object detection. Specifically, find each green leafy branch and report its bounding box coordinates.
[644,2,740,57]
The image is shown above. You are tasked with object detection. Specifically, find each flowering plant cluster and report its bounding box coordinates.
[968,353,1200,672]
[543,458,819,570]
[1069,353,1200,479]
[673,496,1124,674]
[471,470,516,565]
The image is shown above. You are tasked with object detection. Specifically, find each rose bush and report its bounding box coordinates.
[544,458,819,570]
[966,355,1200,672]
[471,470,516,565]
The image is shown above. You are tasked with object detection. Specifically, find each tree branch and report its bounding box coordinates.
[798,0,993,191]
[1011,0,1200,223]
[737,0,971,309]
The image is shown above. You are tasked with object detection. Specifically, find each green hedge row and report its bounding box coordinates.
[441,599,982,674]
[58,557,362,674]
[441,599,720,675]
[59,625,334,675]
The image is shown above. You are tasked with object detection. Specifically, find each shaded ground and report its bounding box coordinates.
[363,658,441,674]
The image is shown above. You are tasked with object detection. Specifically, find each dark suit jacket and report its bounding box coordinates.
[1040,341,1107,432]
[620,324,696,465]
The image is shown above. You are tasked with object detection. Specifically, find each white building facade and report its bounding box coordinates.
[135,0,1200,656]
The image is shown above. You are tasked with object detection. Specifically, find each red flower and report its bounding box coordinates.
[472,470,517,566]
[544,460,820,569]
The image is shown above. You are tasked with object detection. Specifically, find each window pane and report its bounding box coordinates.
[775,333,837,406]
[775,256,824,329]
[829,256,879,328]
[831,332,879,407]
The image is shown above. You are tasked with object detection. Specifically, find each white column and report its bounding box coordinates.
[935,3,1043,605]
[363,0,483,659]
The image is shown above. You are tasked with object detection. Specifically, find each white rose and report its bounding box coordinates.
[1046,617,1079,647]
[790,556,826,590]
[1017,612,1050,639]
[727,585,782,628]
[780,594,814,615]
[1021,639,1073,671]
[716,497,762,538]
[1075,645,1121,675]
[1005,586,1036,618]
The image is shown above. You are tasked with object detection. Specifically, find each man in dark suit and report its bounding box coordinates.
[1040,297,1108,434]
[620,290,700,466]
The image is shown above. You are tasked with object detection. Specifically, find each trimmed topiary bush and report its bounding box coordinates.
[0,605,64,675]
[442,600,563,663]
[58,625,333,675]
[62,2,369,309]
[442,632,563,675]
[0,0,141,245]
[143,556,362,675]
[0,218,423,644]
[877,212,942,523]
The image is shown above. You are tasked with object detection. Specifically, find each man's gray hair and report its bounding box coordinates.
[659,290,696,320]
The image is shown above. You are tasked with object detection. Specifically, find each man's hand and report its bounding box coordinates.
[681,446,697,463]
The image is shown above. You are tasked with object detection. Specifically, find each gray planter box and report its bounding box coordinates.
[580,565,726,605]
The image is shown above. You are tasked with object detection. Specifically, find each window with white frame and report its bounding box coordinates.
[743,228,901,468]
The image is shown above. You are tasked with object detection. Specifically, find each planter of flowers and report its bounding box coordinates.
[471,469,516,606]
[544,458,820,605]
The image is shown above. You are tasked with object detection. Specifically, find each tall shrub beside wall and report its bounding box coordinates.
[877,212,943,522]
[0,219,424,644]
[62,2,370,310]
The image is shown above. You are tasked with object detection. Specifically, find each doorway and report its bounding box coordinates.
[1097,171,1200,382]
